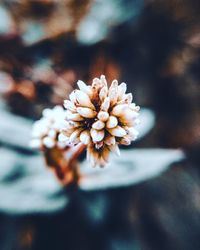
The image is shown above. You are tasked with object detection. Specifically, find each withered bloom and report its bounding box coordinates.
[30,105,68,150]
[59,75,140,167]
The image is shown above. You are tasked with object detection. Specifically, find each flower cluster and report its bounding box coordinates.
[59,75,140,166]
[30,106,68,150]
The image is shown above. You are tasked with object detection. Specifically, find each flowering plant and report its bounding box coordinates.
[30,75,140,184]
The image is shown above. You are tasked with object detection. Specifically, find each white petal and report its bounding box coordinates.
[111,104,128,116]
[129,103,140,112]
[43,137,55,148]
[90,129,105,142]
[62,121,73,129]
[109,144,120,156]
[126,127,139,140]
[53,105,64,113]
[101,97,110,112]
[92,120,105,130]
[66,112,84,121]
[129,103,136,110]
[77,80,92,96]
[106,116,118,129]
[100,75,107,87]
[64,100,76,112]
[109,82,118,105]
[75,90,95,109]
[61,128,75,137]
[121,93,133,104]
[99,86,108,101]
[68,121,82,128]
[97,111,109,122]
[104,135,116,145]
[58,133,69,142]
[109,79,118,91]
[77,107,97,118]
[117,82,127,100]
[92,77,101,86]
[120,109,139,122]
[80,130,91,144]
[119,136,131,145]
[42,108,52,118]
[57,141,68,149]
[48,129,57,138]
[69,91,77,103]
[107,126,126,137]
[69,128,82,144]
[32,123,49,137]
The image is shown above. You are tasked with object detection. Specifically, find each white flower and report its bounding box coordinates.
[60,75,140,167]
[30,106,68,149]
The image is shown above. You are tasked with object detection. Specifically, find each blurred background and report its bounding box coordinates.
[0,0,200,249]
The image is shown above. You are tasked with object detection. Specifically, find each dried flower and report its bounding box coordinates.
[30,106,68,150]
[60,75,140,167]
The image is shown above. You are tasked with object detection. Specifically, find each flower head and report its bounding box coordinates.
[60,75,140,166]
[30,105,68,150]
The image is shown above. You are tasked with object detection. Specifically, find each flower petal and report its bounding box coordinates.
[80,130,91,144]
[68,121,82,128]
[97,111,109,122]
[69,91,77,103]
[99,86,108,101]
[106,116,118,129]
[109,144,120,156]
[48,129,57,139]
[58,133,69,142]
[66,112,85,121]
[77,107,97,118]
[69,128,82,144]
[61,127,75,137]
[111,104,128,116]
[109,79,118,90]
[101,97,110,112]
[77,80,92,96]
[126,127,139,140]
[43,137,55,148]
[92,120,105,130]
[119,109,139,123]
[117,82,127,100]
[100,75,108,87]
[104,135,116,145]
[119,135,131,145]
[119,93,133,104]
[90,129,105,142]
[64,100,76,112]
[107,126,126,137]
[75,90,95,109]
[109,80,118,105]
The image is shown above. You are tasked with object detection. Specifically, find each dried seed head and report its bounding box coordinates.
[30,106,68,150]
[60,75,140,166]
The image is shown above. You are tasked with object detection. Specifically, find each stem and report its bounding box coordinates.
[44,143,86,186]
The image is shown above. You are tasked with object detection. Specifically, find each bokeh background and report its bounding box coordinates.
[0,0,200,249]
